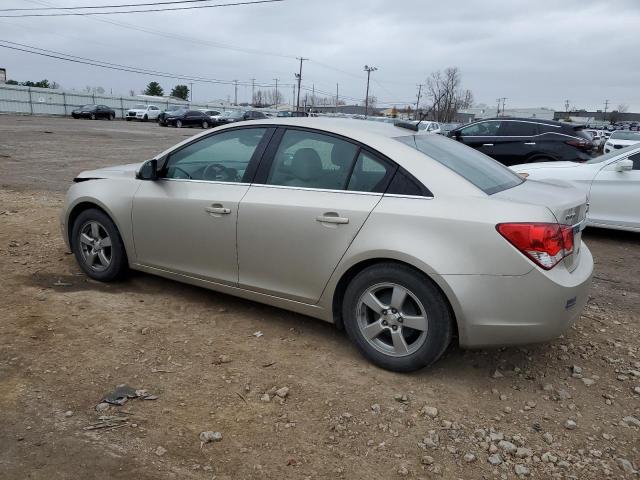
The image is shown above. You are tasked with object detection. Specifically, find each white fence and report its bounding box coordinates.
[0,83,238,118]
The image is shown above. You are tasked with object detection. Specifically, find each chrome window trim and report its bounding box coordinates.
[160,178,251,187]
[383,193,434,200]
[246,183,382,197]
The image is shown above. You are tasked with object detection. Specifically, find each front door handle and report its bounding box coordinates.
[205,204,231,215]
[482,143,494,147]
[524,142,536,145]
[316,213,349,224]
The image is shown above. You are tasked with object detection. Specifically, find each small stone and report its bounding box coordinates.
[397,465,409,476]
[555,389,572,401]
[464,453,476,463]
[515,447,532,459]
[633,386,640,395]
[199,431,222,444]
[95,402,110,412]
[571,365,583,378]
[498,440,517,454]
[218,354,231,364]
[421,455,435,465]
[421,406,438,418]
[487,454,503,466]
[140,327,150,335]
[542,452,558,463]
[542,432,553,444]
[489,432,504,442]
[154,446,167,456]
[616,458,636,474]
[581,378,595,386]
[514,464,530,476]
[371,403,380,413]
[394,393,408,402]
[564,419,577,430]
[622,416,640,428]
[260,393,270,402]
[492,369,504,378]
[275,387,289,398]
[64,410,73,418]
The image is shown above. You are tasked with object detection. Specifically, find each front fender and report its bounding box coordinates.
[62,179,141,264]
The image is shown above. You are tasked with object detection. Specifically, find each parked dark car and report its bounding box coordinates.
[71,104,116,120]
[276,110,309,117]
[447,118,593,165]
[211,109,267,126]
[157,106,187,126]
[164,109,211,128]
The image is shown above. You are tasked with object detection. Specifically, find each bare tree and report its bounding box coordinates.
[425,67,474,122]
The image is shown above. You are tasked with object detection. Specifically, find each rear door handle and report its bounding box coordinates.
[524,142,536,145]
[482,143,494,146]
[316,214,349,224]
[205,205,231,215]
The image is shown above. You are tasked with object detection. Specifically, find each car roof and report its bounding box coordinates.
[465,117,576,128]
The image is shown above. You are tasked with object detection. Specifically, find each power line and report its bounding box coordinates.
[0,0,284,17]
[1,0,238,11]
[0,40,289,88]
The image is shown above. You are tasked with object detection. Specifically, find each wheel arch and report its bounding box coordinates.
[329,257,460,343]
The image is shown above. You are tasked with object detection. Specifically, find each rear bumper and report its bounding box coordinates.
[442,243,593,348]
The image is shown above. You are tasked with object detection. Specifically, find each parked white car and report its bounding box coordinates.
[412,120,441,134]
[126,104,161,122]
[511,144,640,232]
[584,129,604,150]
[602,131,640,154]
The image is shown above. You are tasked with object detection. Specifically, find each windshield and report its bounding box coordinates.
[586,144,640,163]
[81,104,95,109]
[610,131,640,141]
[395,134,523,195]
[277,111,292,117]
[132,104,146,109]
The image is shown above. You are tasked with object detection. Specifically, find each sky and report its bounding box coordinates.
[1,0,640,111]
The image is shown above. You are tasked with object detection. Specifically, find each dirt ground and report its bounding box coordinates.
[0,115,639,480]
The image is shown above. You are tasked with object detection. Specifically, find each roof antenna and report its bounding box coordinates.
[394,107,432,132]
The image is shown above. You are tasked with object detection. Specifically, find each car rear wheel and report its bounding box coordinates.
[90,113,96,120]
[342,263,453,372]
[202,120,209,129]
[176,120,183,128]
[108,113,114,120]
[71,208,128,282]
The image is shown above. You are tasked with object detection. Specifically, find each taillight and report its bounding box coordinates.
[565,138,592,150]
[496,223,574,270]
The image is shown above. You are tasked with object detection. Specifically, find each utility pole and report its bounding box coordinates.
[311,83,315,110]
[335,83,339,113]
[252,79,256,106]
[295,56,307,112]
[564,99,570,112]
[496,98,501,117]
[501,97,507,116]
[233,80,238,106]
[273,78,279,110]
[604,99,609,121]
[363,65,377,118]
[415,83,423,120]
[292,84,295,109]
[189,82,193,102]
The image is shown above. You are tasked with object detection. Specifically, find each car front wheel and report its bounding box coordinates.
[202,120,209,129]
[342,263,453,372]
[71,208,128,282]
[176,120,182,128]
[90,113,96,120]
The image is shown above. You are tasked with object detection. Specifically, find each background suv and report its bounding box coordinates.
[448,118,593,166]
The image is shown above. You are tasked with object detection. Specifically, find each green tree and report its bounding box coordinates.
[5,79,18,85]
[144,81,164,97]
[21,79,51,88]
[171,84,189,101]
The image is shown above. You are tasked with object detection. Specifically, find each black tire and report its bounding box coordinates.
[108,113,114,121]
[71,208,128,282]
[143,114,148,122]
[72,114,78,119]
[202,120,209,129]
[125,117,131,121]
[160,122,167,127]
[176,120,183,128]
[90,113,96,120]
[342,262,453,372]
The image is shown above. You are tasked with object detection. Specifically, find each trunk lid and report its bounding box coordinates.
[494,179,587,272]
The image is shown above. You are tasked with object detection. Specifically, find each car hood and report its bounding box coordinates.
[510,161,581,171]
[75,162,144,180]
[127,109,146,113]
[607,139,640,146]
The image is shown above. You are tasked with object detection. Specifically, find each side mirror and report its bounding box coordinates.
[454,130,462,140]
[616,158,634,172]
[138,159,158,180]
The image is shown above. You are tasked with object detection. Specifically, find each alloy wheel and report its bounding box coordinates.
[356,282,429,357]
[78,220,112,272]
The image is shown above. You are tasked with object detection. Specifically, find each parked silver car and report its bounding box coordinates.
[60,118,593,371]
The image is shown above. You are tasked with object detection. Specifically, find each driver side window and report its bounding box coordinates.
[164,128,267,182]
[461,121,501,136]
[629,152,640,170]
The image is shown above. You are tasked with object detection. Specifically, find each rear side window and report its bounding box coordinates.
[395,134,523,195]
[386,168,432,197]
[629,152,640,170]
[460,121,501,136]
[347,151,395,193]
[499,121,538,136]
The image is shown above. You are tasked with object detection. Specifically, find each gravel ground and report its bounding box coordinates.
[0,115,639,479]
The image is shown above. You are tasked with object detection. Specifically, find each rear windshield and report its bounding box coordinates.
[395,134,523,195]
[610,131,640,141]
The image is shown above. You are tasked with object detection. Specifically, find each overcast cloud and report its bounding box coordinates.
[1,0,639,111]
